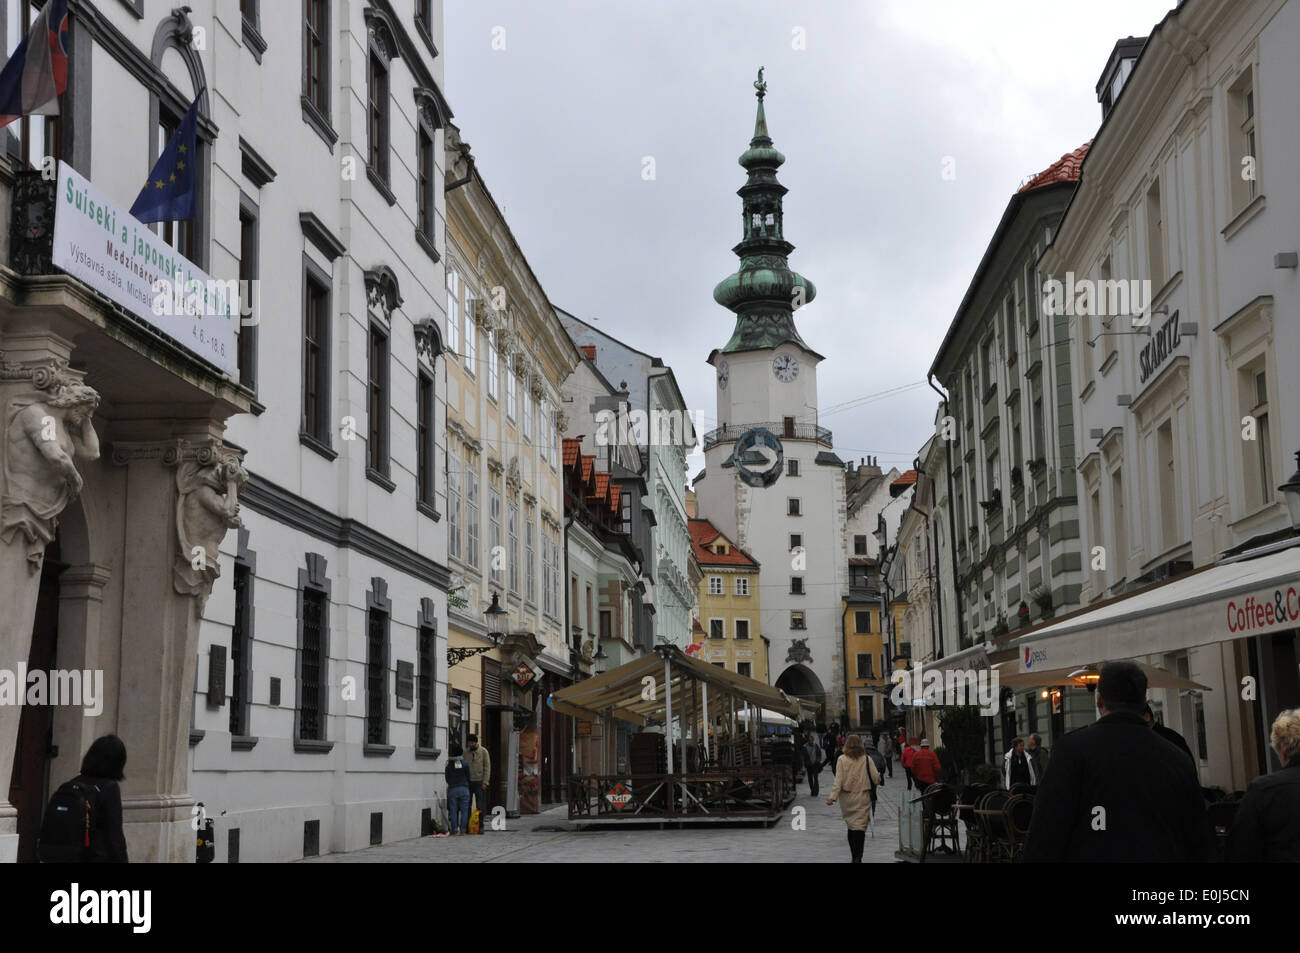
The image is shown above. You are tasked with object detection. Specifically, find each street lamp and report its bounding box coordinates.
[594,642,608,676]
[484,591,508,642]
[447,592,508,667]
[1279,450,1300,531]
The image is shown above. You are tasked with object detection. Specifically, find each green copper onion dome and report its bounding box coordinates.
[712,68,817,355]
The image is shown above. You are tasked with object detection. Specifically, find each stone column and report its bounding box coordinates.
[48,564,114,786]
[0,330,100,862]
[109,438,247,862]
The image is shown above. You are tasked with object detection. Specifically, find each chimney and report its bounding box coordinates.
[581,344,596,361]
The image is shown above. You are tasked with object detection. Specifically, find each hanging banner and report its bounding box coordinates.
[51,161,238,377]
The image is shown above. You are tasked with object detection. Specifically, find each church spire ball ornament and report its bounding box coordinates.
[712,70,818,357]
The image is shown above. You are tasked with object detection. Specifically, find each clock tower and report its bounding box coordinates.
[708,67,825,434]
[696,71,848,722]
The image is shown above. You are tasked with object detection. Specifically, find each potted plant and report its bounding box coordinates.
[1017,600,1031,628]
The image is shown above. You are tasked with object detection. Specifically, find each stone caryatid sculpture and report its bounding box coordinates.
[1,374,101,571]
[174,447,248,607]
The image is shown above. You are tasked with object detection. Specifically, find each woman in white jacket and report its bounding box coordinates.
[1004,737,1037,789]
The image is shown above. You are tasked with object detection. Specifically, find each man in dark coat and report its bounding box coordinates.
[1227,708,1300,862]
[1143,704,1196,764]
[801,732,824,796]
[1023,661,1208,862]
[1027,733,1049,782]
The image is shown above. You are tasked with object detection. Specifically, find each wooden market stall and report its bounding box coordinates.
[550,645,817,824]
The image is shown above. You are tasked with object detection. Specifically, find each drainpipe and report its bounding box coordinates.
[928,374,964,650]
[841,603,850,728]
[564,506,576,781]
[915,454,942,663]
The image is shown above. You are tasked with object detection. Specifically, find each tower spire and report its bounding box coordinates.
[713,70,817,355]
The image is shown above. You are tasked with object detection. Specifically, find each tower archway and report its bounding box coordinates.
[775,663,826,720]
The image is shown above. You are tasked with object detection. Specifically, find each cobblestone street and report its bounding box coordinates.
[307,774,909,863]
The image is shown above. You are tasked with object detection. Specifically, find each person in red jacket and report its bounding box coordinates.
[900,736,919,789]
[911,739,943,788]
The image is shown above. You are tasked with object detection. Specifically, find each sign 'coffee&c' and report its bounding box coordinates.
[1138,309,1180,385]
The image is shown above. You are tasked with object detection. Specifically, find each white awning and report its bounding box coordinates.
[1013,544,1300,672]
[918,642,992,674]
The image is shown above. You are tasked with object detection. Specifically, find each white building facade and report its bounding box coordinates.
[1031,0,1300,789]
[1,1,454,863]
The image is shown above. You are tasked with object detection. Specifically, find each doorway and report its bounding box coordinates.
[8,539,63,862]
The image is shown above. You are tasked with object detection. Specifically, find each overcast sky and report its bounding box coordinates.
[444,0,1177,478]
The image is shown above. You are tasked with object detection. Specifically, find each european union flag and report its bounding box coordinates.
[129,92,200,224]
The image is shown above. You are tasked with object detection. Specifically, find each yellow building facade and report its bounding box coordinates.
[841,598,909,730]
[443,124,583,808]
[690,520,767,683]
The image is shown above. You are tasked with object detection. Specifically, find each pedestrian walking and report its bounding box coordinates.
[1026,732,1049,782]
[445,742,472,835]
[1143,704,1196,764]
[37,734,129,863]
[1227,708,1300,862]
[911,738,943,788]
[878,731,895,778]
[1023,660,1208,862]
[802,731,824,796]
[465,733,491,823]
[1003,737,1037,789]
[827,734,882,863]
[864,736,888,814]
[823,723,840,769]
[900,736,919,789]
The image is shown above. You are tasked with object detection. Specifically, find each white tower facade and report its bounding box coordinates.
[694,73,849,719]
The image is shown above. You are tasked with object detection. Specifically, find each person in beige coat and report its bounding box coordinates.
[826,734,882,862]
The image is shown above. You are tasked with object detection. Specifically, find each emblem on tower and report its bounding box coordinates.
[733,427,784,488]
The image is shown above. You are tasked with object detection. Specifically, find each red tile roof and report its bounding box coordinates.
[592,472,610,502]
[1018,141,1091,193]
[581,455,594,483]
[892,469,918,487]
[689,518,759,569]
[608,483,621,510]
[562,438,581,468]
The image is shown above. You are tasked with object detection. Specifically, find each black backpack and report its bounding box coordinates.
[867,748,887,782]
[37,779,100,863]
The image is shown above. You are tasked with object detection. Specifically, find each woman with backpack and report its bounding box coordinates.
[39,734,129,863]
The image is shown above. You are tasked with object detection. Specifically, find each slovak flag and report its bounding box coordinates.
[0,0,70,130]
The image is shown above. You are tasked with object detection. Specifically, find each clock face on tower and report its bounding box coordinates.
[772,354,799,383]
[717,360,729,390]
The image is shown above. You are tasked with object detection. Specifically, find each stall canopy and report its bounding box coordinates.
[1011,543,1300,672]
[548,644,809,727]
[995,659,1211,691]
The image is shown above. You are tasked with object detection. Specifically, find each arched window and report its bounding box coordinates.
[150,9,211,266]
